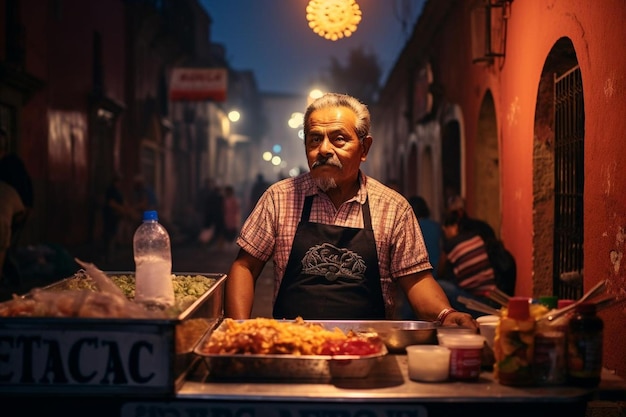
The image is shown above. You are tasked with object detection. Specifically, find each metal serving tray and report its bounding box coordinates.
[315,320,438,353]
[195,319,388,381]
[0,272,226,396]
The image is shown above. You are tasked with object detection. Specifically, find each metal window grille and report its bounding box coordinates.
[553,65,584,300]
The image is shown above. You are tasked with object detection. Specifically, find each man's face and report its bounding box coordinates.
[305,106,371,190]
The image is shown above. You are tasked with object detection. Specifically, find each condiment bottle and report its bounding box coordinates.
[567,302,604,387]
[494,297,535,386]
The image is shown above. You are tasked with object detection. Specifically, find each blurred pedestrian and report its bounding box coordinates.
[0,127,34,285]
[102,174,131,262]
[131,174,158,218]
[222,185,241,244]
[198,178,224,248]
[248,173,269,214]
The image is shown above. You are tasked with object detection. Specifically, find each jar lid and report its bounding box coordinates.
[538,296,558,309]
[507,297,531,320]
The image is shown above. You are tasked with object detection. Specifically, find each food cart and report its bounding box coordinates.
[0,272,624,417]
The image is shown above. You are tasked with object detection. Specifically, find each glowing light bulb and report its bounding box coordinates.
[306,0,362,41]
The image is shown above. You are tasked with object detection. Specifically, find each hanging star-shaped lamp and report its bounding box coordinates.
[306,0,362,41]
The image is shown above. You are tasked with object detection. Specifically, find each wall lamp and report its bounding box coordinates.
[471,0,513,64]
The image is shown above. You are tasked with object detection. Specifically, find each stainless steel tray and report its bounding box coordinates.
[314,320,438,353]
[0,272,226,396]
[195,319,388,380]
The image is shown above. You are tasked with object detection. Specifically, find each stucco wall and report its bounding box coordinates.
[375,0,626,376]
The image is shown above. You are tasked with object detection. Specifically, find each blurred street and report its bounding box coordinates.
[0,239,274,318]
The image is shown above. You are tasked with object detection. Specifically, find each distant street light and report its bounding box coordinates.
[228,110,241,122]
[288,112,304,129]
[309,89,324,101]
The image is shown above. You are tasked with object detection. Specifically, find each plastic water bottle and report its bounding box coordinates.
[133,210,175,307]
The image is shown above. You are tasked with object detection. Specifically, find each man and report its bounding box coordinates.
[225,93,475,328]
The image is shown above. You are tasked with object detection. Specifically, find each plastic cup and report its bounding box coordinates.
[406,345,451,382]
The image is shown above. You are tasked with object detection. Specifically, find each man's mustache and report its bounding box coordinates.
[311,157,342,169]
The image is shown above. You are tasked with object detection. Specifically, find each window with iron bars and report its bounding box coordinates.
[553,65,584,300]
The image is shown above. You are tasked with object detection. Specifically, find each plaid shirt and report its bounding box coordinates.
[237,171,433,318]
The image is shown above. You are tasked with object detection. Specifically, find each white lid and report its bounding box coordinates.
[438,333,485,349]
[476,315,500,324]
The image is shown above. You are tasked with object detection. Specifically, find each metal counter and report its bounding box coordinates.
[115,354,614,417]
[177,354,592,402]
[4,355,624,417]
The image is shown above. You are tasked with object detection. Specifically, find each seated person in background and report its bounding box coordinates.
[224,93,475,329]
[438,209,497,318]
[446,195,496,243]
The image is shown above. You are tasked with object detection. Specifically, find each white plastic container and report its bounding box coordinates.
[133,210,175,307]
[406,345,451,382]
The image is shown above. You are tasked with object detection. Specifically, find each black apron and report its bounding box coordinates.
[273,194,386,319]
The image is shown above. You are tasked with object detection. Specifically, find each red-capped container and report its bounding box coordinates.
[438,334,485,381]
[495,297,535,386]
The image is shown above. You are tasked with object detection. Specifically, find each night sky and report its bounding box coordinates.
[200,0,425,94]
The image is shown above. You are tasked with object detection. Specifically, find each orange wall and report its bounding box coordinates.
[443,0,626,376]
[376,0,626,376]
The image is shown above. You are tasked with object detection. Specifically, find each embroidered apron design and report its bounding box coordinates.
[301,242,366,281]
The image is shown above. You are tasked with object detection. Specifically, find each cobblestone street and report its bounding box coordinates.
[0,240,274,318]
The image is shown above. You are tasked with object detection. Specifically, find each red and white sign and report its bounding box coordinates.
[169,67,227,101]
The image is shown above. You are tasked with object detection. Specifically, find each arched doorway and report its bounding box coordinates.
[533,37,583,299]
[441,118,462,214]
[474,91,501,237]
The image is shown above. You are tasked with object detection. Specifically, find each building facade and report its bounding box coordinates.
[372,0,626,376]
[0,0,263,248]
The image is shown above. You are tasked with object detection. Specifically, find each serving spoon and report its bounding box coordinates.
[539,279,608,322]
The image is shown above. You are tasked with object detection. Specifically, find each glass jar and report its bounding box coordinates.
[567,302,603,387]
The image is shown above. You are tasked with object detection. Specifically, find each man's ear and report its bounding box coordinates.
[361,135,373,161]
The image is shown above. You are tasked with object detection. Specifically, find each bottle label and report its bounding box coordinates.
[449,347,482,380]
[135,256,174,306]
